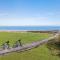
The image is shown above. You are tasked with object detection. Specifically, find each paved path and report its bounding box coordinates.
[0,33,59,55]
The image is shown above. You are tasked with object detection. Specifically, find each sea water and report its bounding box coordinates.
[0,26,60,31]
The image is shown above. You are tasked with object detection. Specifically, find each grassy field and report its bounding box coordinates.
[0,32,50,47]
[0,32,59,60]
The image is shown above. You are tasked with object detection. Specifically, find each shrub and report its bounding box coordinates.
[47,34,60,56]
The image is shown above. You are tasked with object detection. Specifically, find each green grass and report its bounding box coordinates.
[0,45,59,60]
[0,32,49,47]
[0,32,59,60]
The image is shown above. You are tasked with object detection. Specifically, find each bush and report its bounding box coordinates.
[47,34,60,56]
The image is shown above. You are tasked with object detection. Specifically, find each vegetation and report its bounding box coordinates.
[0,45,60,60]
[47,34,60,56]
[0,32,59,60]
[0,32,49,47]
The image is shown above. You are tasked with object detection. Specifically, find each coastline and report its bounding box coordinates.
[0,30,28,32]
[0,30,58,33]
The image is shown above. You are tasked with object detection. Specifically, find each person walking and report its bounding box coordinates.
[13,39,22,48]
[2,41,10,50]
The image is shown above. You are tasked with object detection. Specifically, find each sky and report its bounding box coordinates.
[0,0,60,26]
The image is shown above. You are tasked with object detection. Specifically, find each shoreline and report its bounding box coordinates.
[0,30,28,32]
[0,30,59,33]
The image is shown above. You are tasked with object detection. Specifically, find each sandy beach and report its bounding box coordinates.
[0,30,28,32]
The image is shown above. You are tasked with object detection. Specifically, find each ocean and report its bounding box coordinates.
[0,26,60,31]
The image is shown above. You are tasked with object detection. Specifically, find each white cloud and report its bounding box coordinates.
[0,17,48,26]
[0,17,47,20]
[0,17,60,26]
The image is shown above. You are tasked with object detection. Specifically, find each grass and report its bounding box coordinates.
[0,45,60,60]
[0,32,49,47]
[0,32,59,60]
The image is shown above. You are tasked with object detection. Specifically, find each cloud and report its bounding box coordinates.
[0,16,60,26]
[0,17,48,20]
[0,17,48,26]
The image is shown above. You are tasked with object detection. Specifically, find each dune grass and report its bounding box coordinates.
[0,32,59,60]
